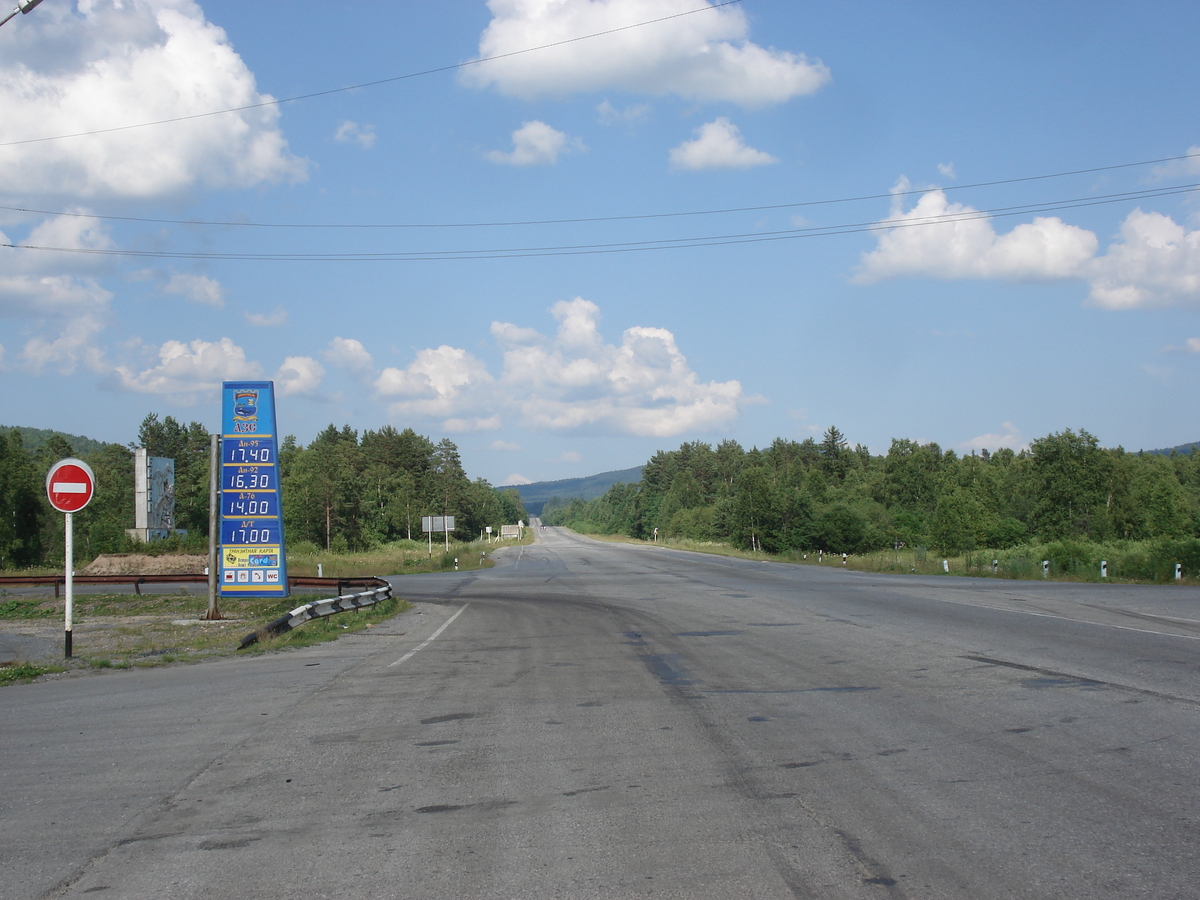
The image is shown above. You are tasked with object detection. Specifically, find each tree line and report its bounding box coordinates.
[0,416,526,568]
[542,428,1200,573]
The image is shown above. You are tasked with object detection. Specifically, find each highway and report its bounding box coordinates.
[3,526,1198,898]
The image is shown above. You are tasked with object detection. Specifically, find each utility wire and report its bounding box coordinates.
[0,0,744,148]
[2,152,1196,232]
[6,183,1195,262]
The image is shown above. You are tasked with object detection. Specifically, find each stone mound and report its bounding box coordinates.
[81,553,208,576]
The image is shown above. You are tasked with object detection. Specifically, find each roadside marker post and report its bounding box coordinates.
[46,458,96,658]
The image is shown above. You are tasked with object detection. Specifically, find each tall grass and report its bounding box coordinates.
[285,535,529,577]
[598,532,1199,584]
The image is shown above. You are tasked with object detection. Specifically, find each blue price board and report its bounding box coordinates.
[219,382,288,596]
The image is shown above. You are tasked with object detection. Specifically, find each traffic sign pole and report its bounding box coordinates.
[46,458,95,659]
[64,511,73,658]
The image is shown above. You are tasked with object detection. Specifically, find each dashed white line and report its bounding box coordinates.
[387,603,470,667]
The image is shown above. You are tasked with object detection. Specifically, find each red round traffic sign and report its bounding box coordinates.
[46,458,96,513]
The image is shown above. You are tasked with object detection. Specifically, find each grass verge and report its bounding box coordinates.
[577,532,1199,585]
[0,589,409,682]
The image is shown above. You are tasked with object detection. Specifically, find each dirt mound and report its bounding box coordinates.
[82,554,208,576]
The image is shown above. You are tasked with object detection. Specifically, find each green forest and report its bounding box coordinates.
[542,427,1200,582]
[0,416,526,569]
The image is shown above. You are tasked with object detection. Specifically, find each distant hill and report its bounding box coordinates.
[1,425,116,457]
[512,466,644,516]
[1145,441,1200,456]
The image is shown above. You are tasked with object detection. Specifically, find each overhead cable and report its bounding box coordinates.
[5,183,1195,262]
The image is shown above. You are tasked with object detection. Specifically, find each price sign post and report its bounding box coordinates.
[46,458,96,658]
[219,381,289,598]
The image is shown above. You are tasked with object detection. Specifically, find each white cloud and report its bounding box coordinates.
[558,451,583,463]
[333,120,376,149]
[0,272,112,320]
[1152,145,1200,179]
[324,336,375,375]
[669,117,777,170]
[937,162,956,179]
[597,99,649,125]
[1186,338,1200,353]
[114,336,261,395]
[503,473,533,485]
[0,216,114,373]
[274,355,324,397]
[486,120,583,166]
[961,422,1028,454]
[370,298,744,436]
[244,307,287,327]
[855,184,1098,283]
[0,0,307,199]
[491,440,522,451]
[462,0,830,107]
[375,345,496,423]
[20,316,107,376]
[1086,209,1200,309]
[17,213,116,270]
[164,272,224,307]
[493,297,745,436]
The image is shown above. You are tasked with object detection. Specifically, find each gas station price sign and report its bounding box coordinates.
[219,381,288,597]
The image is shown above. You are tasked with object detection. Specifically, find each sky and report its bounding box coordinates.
[2,0,1199,487]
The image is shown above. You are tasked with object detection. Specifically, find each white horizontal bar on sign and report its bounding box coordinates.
[53,482,88,493]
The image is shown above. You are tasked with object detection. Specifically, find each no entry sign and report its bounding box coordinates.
[46,458,96,513]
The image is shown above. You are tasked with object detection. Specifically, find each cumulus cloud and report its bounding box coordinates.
[855,183,1098,283]
[492,297,745,436]
[365,298,744,436]
[375,345,496,421]
[164,272,224,307]
[0,0,307,199]
[491,440,522,452]
[961,422,1028,454]
[274,355,324,397]
[0,215,114,373]
[1086,209,1200,309]
[20,316,107,376]
[854,170,1200,310]
[462,0,830,107]
[668,117,777,170]
[333,120,376,149]
[114,336,262,396]
[486,120,583,166]
[324,336,375,375]
[1152,145,1200,179]
[503,473,533,485]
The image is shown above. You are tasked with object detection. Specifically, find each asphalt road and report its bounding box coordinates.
[2,528,1198,899]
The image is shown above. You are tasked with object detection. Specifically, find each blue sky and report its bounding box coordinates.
[2,0,1199,486]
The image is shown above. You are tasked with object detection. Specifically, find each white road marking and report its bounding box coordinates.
[388,603,469,667]
[928,594,1200,642]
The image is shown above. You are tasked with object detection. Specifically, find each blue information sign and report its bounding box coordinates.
[219,381,288,596]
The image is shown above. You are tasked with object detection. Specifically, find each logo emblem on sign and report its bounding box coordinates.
[233,390,259,421]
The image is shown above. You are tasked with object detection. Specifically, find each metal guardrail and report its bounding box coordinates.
[238,583,393,649]
[0,573,387,598]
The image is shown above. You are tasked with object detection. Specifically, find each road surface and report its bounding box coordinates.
[3,527,1198,898]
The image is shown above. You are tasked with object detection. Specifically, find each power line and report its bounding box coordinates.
[6,183,1195,262]
[2,152,1196,232]
[0,0,744,148]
